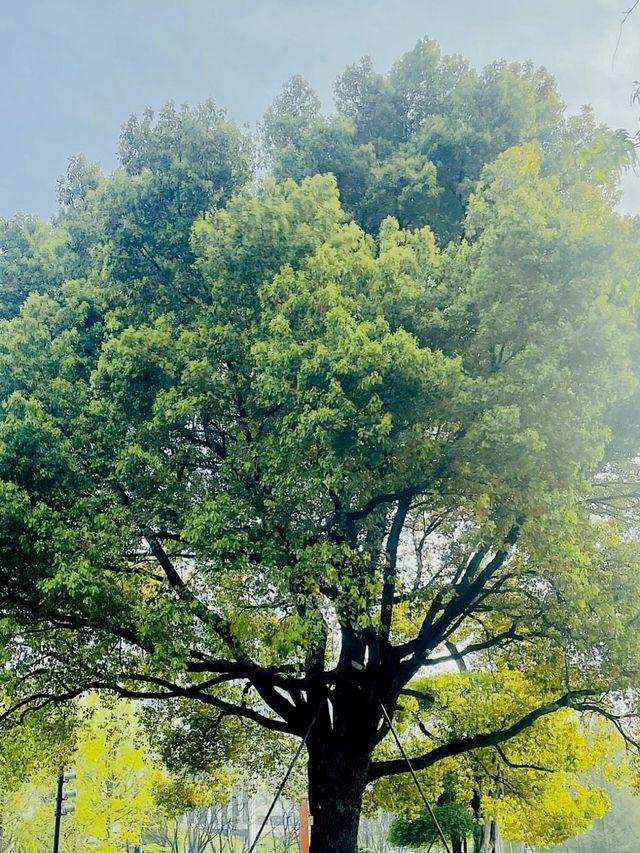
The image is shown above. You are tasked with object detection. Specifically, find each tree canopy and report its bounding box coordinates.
[263,39,631,243]
[0,38,639,853]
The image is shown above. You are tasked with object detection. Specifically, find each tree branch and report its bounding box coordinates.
[423,626,527,668]
[380,496,411,637]
[0,676,297,735]
[345,488,416,523]
[395,519,523,684]
[576,702,640,751]
[144,530,247,659]
[368,689,597,781]
[494,744,553,773]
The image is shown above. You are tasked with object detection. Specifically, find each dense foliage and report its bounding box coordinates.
[389,802,475,850]
[0,698,233,853]
[263,40,630,243]
[553,785,640,853]
[0,38,639,853]
[374,672,617,849]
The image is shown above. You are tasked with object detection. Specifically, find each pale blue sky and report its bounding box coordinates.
[1,0,639,218]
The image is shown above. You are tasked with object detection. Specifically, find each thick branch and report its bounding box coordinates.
[0,676,296,735]
[380,497,411,637]
[6,564,298,727]
[368,689,596,781]
[399,687,435,705]
[396,520,523,684]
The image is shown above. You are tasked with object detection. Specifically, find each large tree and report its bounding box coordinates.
[1,42,640,853]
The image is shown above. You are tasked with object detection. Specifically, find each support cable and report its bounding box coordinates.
[247,702,324,853]
[379,701,452,853]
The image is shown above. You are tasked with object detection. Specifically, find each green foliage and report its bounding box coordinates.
[389,804,475,848]
[0,705,78,790]
[263,74,322,151]
[56,153,103,208]
[0,215,72,319]
[264,38,633,244]
[0,38,639,853]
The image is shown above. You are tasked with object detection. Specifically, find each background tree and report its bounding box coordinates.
[1,700,164,853]
[373,671,619,852]
[0,697,233,853]
[389,805,475,853]
[0,40,639,853]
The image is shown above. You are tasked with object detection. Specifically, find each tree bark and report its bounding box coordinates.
[474,819,502,853]
[306,718,374,853]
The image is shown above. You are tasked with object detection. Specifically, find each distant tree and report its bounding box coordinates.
[1,701,163,853]
[56,153,103,209]
[390,802,475,853]
[375,672,616,852]
[263,75,322,152]
[0,698,233,853]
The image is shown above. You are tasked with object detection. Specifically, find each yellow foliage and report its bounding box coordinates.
[371,670,628,847]
[3,698,168,853]
[485,777,609,846]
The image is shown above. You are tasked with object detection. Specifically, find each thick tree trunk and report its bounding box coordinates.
[306,727,372,853]
[473,819,502,853]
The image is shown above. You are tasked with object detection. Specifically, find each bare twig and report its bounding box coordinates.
[613,0,640,70]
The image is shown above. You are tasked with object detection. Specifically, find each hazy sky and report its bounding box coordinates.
[1,0,639,219]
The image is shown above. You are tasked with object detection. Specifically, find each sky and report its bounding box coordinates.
[1,0,639,219]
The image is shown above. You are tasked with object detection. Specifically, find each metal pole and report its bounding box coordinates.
[52,769,64,853]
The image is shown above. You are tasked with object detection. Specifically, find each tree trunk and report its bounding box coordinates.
[474,819,502,853]
[306,727,372,853]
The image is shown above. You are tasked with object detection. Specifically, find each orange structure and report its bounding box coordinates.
[299,795,310,853]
